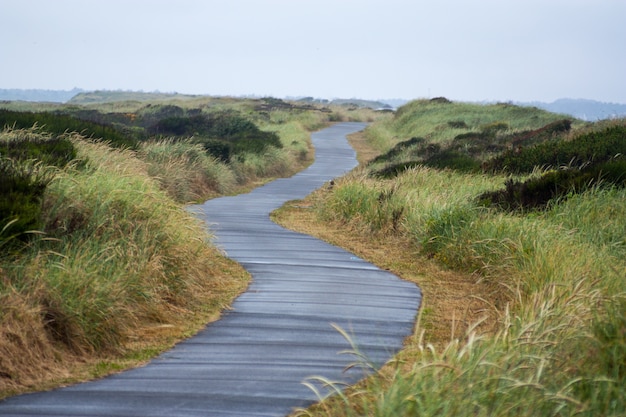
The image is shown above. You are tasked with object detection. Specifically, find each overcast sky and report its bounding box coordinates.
[2,0,625,103]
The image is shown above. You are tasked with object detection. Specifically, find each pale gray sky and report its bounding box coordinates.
[2,0,625,103]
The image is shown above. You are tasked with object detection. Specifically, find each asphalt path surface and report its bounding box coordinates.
[0,122,421,416]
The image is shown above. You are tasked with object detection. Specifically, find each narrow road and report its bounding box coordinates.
[0,122,421,417]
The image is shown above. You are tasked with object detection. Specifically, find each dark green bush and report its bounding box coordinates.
[448,120,468,129]
[0,131,77,250]
[454,132,491,142]
[484,121,618,175]
[369,137,427,166]
[452,131,508,157]
[422,149,482,173]
[0,158,51,247]
[372,137,483,178]
[480,121,509,136]
[152,115,194,136]
[372,161,420,179]
[0,109,137,150]
[478,158,626,211]
[0,135,76,168]
[150,111,257,138]
[150,111,282,160]
[198,139,232,162]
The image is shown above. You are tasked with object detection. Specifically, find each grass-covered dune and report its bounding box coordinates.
[0,128,249,397]
[275,99,626,416]
[0,95,380,397]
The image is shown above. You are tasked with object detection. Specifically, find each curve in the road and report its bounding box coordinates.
[0,122,421,417]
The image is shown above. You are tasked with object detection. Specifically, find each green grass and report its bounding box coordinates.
[366,99,578,175]
[301,100,626,416]
[0,131,249,396]
[14,139,230,350]
[390,99,574,144]
[139,139,237,202]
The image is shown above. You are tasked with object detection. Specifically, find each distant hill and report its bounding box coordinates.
[518,98,626,121]
[67,90,201,104]
[295,97,405,110]
[3,89,623,120]
[0,88,84,103]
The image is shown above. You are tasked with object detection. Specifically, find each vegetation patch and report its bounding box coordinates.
[0,109,137,149]
[0,133,250,397]
[479,125,626,210]
[478,159,626,211]
[0,94,384,397]
[0,128,74,248]
[281,100,625,416]
[0,158,50,247]
[149,110,283,162]
[486,124,626,174]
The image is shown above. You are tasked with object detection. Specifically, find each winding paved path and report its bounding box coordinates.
[0,123,421,417]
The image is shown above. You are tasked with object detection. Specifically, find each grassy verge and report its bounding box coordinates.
[274,101,626,416]
[0,131,249,398]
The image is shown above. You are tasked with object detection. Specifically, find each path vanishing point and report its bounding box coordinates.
[0,122,421,417]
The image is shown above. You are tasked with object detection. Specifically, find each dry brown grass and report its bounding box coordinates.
[0,253,248,399]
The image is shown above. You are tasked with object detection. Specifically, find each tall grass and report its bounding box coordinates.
[321,167,502,236]
[310,172,625,416]
[1,134,248,395]
[303,102,625,416]
[232,146,294,181]
[139,139,237,202]
[38,139,236,347]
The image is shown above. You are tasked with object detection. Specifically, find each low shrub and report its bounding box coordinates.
[199,139,231,162]
[373,160,424,179]
[480,121,509,136]
[150,111,283,160]
[447,120,468,129]
[486,124,625,174]
[0,128,72,247]
[479,156,626,211]
[422,149,482,173]
[0,109,137,150]
[0,134,76,168]
[369,137,426,165]
[0,159,51,246]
